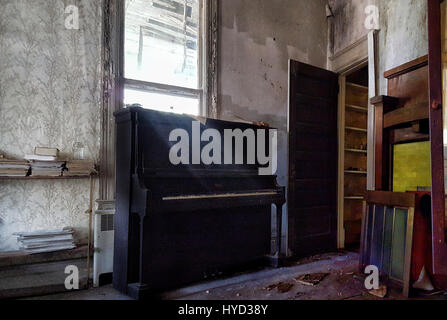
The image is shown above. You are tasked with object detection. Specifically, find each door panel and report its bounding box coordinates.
[288,60,339,257]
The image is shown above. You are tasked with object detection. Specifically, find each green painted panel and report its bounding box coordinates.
[382,207,394,275]
[393,141,431,192]
[390,208,408,281]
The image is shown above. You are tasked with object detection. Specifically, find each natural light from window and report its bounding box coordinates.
[124,0,201,115]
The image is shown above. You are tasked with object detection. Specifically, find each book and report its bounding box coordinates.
[25,155,57,162]
[14,229,76,254]
[34,147,59,157]
[65,160,96,176]
[31,161,65,168]
[31,171,62,177]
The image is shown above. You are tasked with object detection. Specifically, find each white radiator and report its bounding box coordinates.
[93,200,115,287]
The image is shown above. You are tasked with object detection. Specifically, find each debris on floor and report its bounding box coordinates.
[368,285,387,298]
[294,273,329,286]
[294,292,305,299]
[264,282,294,293]
[294,252,345,266]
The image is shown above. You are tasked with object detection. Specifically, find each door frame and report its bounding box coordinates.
[333,30,378,249]
[336,61,368,249]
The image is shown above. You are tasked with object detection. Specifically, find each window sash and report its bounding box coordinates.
[124,0,206,115]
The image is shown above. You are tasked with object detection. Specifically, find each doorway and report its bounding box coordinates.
[337,65,370,250]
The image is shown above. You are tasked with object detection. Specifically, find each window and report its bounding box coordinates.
[124,0,206,116]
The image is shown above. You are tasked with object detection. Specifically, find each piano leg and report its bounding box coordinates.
[267,202,286,268]
[127,214,153,300]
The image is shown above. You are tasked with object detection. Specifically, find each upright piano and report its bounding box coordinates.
[113,107,285,299]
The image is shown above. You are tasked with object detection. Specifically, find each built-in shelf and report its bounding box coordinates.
[0,175,96,181]
[346,82,368,90]
[346,104,368,113]
[345,126,367,133]
[344,196,364,200]
[345,148,367,154]
[345,170,367,175]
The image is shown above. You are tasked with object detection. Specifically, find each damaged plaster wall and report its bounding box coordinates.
[376,0,428,94]
[329,0,428,93]
[328,0,372,57]
[218,0,328,188]
[218,0,329,254]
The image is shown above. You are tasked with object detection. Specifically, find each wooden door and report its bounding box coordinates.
[288,60,339,257]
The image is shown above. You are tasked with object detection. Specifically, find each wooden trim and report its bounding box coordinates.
[328,35,368,74]
[99,0,124,201]
[371,96,399,190]
[427,0,447,279]
[367,30,378,191]
[403,207,415,298]
[359,200,368,272]
[365,191,416,208]
[329,34,368,60]
[124,78,200,99]
[384,104,429,129]
[337,75,347,249]
[205,0,219,118]
[384,55,429,79]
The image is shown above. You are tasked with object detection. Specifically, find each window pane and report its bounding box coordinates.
[125,0,200,89]
[124,88,199,115]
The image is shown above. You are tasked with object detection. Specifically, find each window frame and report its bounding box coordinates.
[98,0,218,201]
[122,0,216,117]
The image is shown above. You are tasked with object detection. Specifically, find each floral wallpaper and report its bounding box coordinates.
[0,0,102,251]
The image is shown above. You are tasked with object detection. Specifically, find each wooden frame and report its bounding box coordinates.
[371,55,431,193]
[337,65,369,249]
[99,0,219,202]
[427,0,447,285]
[335,30,378,249]
[360,191,415,297]
[100,0,125,201]
[120,0,219,118]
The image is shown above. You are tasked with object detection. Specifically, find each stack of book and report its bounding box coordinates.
[0,159,31,177]
[14,229,76,254]
[64,160,96,176]
[25,147,65,177]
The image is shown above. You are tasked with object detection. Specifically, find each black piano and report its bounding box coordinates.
[113,107,285,299]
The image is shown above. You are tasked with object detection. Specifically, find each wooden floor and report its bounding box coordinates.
[0,246,89,299]
[0,258,88,299]
[20,252,425,301]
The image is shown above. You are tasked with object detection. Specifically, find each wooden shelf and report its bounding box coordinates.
[347,82,368,90]
[0,175,96,181]
[345,170,367,175]
[346,126,367,133]
[346,104,368,113]
[344,196,364,200]
[345,148,367,154]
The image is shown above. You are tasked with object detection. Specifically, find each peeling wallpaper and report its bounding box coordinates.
[0,0,102,251]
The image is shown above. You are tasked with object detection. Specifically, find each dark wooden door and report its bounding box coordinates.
[288,60,339,257]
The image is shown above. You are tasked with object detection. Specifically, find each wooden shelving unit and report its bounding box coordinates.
[340,80,369,247]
